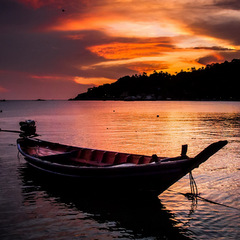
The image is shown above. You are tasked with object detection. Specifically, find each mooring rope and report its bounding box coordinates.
[167,172,240,211]
[186,171,199,212]
[189,171,198,198]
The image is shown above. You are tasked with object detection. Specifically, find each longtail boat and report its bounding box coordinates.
[15,121,228,196]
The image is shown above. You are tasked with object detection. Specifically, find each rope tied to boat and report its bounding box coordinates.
[189,171,198,198]
[168,171,240,212]
[180,171,199,201]
[183,171,199,213]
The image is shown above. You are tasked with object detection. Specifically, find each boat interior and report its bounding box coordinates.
[19,139,168,166]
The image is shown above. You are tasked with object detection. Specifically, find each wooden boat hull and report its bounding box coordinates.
[17,138,227,195]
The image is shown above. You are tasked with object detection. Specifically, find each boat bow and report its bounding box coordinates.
[193,140,228,168]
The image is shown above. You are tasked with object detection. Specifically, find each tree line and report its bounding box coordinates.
[70,59,240,101]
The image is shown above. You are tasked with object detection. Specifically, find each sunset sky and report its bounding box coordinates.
[0,0,240,99]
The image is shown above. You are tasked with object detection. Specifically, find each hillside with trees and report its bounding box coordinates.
[70,59,240,101]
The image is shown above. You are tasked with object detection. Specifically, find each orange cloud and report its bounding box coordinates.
[74,77,115,85]
[127,61,169,73]
[84,47,212,75]
[30,74,68,81]
[85,40,213,74]
[197,53,226,65]
[87,41,175,60]
[213,53,225,61]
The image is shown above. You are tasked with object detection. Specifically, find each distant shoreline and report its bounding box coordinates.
[71,59,240,102]
[1,99,239,102]
[69,97,239,102]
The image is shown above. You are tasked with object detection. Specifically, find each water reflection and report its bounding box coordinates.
[18,164,193,240]
[1,100,239,239]
[40,104,239,159]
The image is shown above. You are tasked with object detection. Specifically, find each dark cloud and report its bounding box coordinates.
[209,21,240,45]
[0,30,109,76]
[219,50,240,61]
[196,49,240,65]
[190,19,240,45]
[0,0,59,32]
[178,1,240,47]
[193,46,234,51]
[214,0,240,10]
[196,55,223,65]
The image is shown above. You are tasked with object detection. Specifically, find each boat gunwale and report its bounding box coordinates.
[17,138,193,170]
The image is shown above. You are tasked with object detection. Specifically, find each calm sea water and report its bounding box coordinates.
[0,100,239,240]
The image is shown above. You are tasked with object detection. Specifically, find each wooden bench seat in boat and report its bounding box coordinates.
[70,149,115,166]
[114,153,130,164]
[39,148,156,167]
[101,151,118,165]
[139,156,152,164]
[126,154,143,164]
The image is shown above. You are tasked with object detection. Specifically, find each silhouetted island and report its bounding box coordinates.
[70,59,240,101]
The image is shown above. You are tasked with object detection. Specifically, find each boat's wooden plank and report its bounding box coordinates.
[79,149,94,161]
[114,153,130,164]
[101,151,118,164]
[91,150,106,163]
[127,154,143,164]
[139,156,152,164]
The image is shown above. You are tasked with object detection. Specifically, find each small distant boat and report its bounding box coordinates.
[16,121,227,195]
